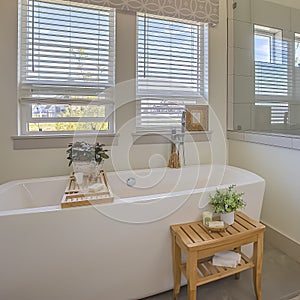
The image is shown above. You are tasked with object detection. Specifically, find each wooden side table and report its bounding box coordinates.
[170,211,265,300]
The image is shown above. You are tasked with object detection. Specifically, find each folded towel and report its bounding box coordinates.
[88,183,105,192]
[214,250,241,261]
[212,251,241,268]
[212,257,238,268]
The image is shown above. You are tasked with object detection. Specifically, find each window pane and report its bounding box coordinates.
[28,122,108,132]
[137,14,208,129]
[255,35,271,62]
[295,33,300,67]
[137,15,202,95]
[19,0,115,135]
[254,25,288,97]
[31,104,105,119]
[255,102,288,124]
[22,0,113,86]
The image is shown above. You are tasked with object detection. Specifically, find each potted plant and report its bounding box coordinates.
[66,141,109,175]
[209,184,246,225]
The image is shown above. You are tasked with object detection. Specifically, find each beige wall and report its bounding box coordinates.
[229,140,300,244]
[0,0,228,184]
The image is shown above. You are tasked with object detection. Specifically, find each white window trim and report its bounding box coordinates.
[132,130,212,145]
[12,133,119,150]
[227,130,300,151]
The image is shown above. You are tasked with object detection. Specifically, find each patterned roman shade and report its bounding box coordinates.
[66,0,219,24]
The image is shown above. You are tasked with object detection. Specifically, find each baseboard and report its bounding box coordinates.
[263,223,300,264]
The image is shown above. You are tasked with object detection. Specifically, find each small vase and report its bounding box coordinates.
[95,161,104,176]
[73,160,97,176]
[221,211,235,225]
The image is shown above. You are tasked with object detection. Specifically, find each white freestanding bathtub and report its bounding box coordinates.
[0,165,265,300]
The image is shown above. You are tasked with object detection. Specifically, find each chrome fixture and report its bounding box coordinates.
[171,128,177,141]
[181,111,186,133]
[126,177,136,187]
[168,111,186,167]
[180,111,186,165]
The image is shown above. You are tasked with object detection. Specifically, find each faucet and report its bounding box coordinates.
[181,111,186,133]
[168,111,186,168]
[180,111,186,165]
[168,128,181,168]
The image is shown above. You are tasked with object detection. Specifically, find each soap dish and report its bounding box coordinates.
[203,221,229,233]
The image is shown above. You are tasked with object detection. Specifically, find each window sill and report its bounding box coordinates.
[12,133,119,150]
[227,130,300,150]
[132,131,212,145]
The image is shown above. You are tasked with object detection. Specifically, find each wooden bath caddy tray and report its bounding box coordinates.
[61,170,114,208]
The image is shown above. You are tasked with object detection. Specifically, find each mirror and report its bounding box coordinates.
[228,0,300,136]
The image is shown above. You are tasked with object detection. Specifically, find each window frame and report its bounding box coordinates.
[295,32,300,67]
[136,13,209,132]
[254,24,289,126]
[18,0,116,136]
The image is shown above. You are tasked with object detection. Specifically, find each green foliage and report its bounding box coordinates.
[55,105,107,131]
[209,185,246,214]
[66,141,109,166]
[29,105,108,132]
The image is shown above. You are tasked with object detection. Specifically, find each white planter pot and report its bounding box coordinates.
[220,211,235,225]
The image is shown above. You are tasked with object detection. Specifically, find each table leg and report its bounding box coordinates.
[171,232,181,300]
[186,252,197,300]
[253,233,264,300]
[235,246,241,280]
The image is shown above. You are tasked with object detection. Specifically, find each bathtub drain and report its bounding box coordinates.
[126,177,136,187]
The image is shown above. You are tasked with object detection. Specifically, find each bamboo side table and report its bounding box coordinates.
[170,211,265,300]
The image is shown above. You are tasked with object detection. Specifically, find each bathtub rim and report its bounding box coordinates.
[0,175,69,194]
[0,164,265,216]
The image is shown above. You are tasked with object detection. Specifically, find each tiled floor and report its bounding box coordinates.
[143,242,300,300]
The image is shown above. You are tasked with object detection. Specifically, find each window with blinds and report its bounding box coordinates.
[19,0,115,134]
[136,14,208,130]
[254,25,291,125]
[254,25,290,97]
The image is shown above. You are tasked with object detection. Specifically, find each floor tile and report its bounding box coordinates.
[142,243,300,300]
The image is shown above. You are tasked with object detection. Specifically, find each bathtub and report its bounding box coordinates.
[0,164,265,300]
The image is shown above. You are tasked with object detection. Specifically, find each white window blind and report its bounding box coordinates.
[137,14,208,130]
[19,0,115,134]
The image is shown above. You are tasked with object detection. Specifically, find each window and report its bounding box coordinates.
[136,14,208,130]
[295,33,300,67]
[254,25,289,125]
[254,25,288,96]
[19,0,115,134]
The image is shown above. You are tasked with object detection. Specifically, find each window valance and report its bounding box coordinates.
[67,0,219,24]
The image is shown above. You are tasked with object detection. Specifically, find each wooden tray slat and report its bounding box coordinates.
[61,170,114,208]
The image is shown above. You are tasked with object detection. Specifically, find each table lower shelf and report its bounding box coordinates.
[180,253,254,286]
